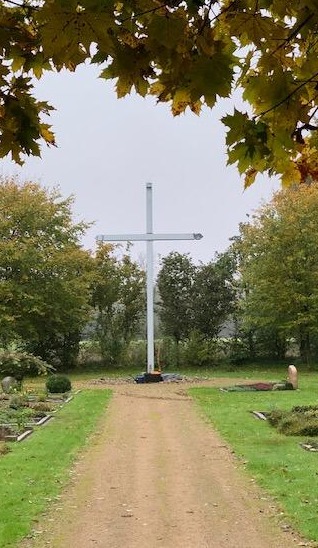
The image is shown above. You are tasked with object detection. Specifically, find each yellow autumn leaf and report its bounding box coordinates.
[244,168,258,189]
[11,57,25,72]
[40,125,56,146]
[116,77,133,98]
[134,77,148,97]
[281,163,302,187]
[32,63,44,80]
[190,100,202,115]
[171,89,191,116]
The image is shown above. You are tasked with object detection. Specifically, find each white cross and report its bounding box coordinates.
[96,183,203,374]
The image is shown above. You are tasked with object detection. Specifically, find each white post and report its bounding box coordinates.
[96,183,202,377]
[146,183,155,373]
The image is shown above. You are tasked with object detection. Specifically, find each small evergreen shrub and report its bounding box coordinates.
[46,375,71,394]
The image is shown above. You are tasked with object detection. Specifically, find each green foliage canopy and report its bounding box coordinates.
[0,177,94,366]
[157,251,236,342]
[0,350,53,381]
[3,1,318,185]
[157,251,196,343]
[92,243,145,365]
[192,252,236,338]
[235,183,318,362]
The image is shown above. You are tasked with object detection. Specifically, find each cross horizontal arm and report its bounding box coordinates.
[96,233,203,242]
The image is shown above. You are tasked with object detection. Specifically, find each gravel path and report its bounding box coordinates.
[21,381,310,547]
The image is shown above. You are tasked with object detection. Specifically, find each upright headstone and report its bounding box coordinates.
[1,376,18,393]
[287,365,298,389]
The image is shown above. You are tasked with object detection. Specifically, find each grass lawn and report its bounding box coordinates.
[0,389,112,547]
[190,373,318,543]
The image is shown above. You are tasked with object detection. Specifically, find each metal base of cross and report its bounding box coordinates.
[134,371,163,384]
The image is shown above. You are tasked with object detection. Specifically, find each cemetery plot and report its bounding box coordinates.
[0,391,72,442]
[253,405,318,451]
[266,405,318,436]
[221,365,299,393]
[220,381,294,392]
[300,440,318,452]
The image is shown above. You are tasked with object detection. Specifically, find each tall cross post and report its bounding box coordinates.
[96,183,202,374]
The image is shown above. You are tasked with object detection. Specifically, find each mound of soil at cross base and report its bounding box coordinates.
[21,380,316,548]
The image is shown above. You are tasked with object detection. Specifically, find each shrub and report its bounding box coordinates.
[0,351,54,381]
[9,394,28,409]
[268,405,318,436]
[0,442,10,455]
[156,337,179,369]
[292,405,318,414]
[122,340,147,369]
[31,402,53,413]
[267,409,286,427]
[46,375,71,394]
[181,331,220,368]
[77,339,102,366]
[278,416,318,436]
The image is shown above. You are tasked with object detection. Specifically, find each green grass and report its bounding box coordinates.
[0,389,112,547]
[190,375,318,542]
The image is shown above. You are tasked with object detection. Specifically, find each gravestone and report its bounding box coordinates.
[1,376,18,393]
[287,365,298,389]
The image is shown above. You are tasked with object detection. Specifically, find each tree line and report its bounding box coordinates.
[2,177,318,370]
[158,183,318,366]
[0,177,145,370]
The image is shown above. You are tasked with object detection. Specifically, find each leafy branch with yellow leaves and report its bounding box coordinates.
[2,0,318,186]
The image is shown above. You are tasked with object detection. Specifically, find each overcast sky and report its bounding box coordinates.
[0,64,279,266]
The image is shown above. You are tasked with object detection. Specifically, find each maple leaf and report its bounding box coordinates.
[172,89,192,116]
[244,168,258,189]
[1,0,318,186]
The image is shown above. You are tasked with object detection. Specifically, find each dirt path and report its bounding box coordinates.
[22,381,310,547]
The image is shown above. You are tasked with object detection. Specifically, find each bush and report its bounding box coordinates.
[278,416,318,436]
[0,442,10,455]
[181,331,220,368]
[122,340,147,369]
[77,339,103,366]
[0,351,54,381]
[9,394,28,410]
[267,409,286,427]
[268,405,318,436]
[292,405,318,414]
[156,337,179,369]
[31,402,53,413]
[46,375,71,394]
